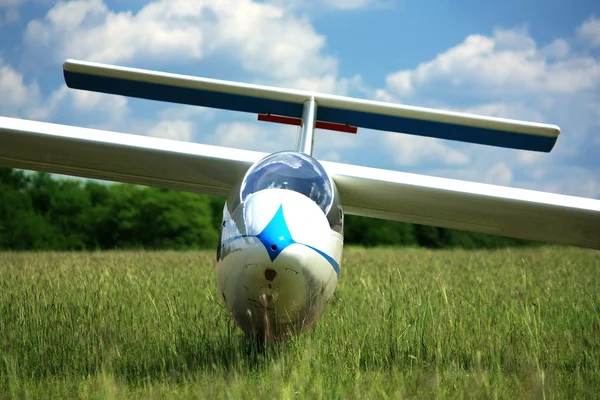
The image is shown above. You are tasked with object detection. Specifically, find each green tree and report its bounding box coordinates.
[0,169,60,250]
[90,184,219,250]
[24,173,93,250]
[344,215,416,246]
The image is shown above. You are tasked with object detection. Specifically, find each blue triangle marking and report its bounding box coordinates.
[256,205,296,262]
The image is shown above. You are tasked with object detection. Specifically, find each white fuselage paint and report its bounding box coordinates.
[216,188,343,340]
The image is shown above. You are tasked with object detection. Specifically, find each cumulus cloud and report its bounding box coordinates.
[577,15,600,48]
[267,0,392,11]
[387,27,600,99]
[0,60,41,116]
[25,0,205,64]
[380,18,600,197]
[383,133,470,167]
[24,0,354,93]
[539,38,570,59]
[0,56,130,128]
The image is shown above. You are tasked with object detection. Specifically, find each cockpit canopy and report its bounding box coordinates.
[235,151,343,232]
[241,151,333,213]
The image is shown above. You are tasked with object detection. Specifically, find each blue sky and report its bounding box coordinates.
[1,0,599,198]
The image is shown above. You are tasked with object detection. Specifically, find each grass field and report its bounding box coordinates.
[0,247,599,399]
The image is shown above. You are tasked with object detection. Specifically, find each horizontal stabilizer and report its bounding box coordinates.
[63,59,560,152]
[1,116,597,249]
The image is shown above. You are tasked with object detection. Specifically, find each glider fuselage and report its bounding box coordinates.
[216,151,344,340]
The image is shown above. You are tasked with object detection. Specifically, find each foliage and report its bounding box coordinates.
[0,168,219,250]
[0,248,598,398]
[0,167,539,250]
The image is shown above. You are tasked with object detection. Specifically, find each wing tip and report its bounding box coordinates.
[62,59,78,71]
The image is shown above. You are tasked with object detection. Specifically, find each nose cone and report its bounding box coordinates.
[217,188,343,339]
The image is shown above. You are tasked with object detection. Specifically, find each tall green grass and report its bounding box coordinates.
[1,247,598,399]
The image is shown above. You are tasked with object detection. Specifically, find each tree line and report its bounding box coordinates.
[0,168,538,251]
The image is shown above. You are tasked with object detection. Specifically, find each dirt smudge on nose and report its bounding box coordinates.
[264,268,277,281]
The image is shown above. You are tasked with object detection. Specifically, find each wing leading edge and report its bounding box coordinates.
[0,116,262,196]
[1,116,598,249]
[63,59,560,152]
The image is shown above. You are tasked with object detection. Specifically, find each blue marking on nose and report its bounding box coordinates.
[304,245,340,275]
[256,205,296,262]
[220,204,340,274]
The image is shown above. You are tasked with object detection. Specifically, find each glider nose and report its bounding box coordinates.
[217,188,343,339]
[241,188,339,267]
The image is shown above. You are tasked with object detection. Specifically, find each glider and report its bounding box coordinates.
[1,59,598,340]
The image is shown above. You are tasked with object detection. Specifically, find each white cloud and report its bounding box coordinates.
[381,17,600,198]
[38,85,130,128]
[0,57,130,126]
[515,150,544,166]
[320,0,387,10]
[539,38,570,59]
[383,133,470,167]
[386,27,600,98]
[456,102,545,122]
[386,71,413,96]
[26,85,67,120]
[373,88,398,103]
[147,119,193,142]
[577,15,600,48]
[25,0,203,64]
[210,121,297,153]
[24,0,352,93]
[70,89,127,114]
[0,60,41,116]
[485,162,512,186]
[266,0,392,11]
